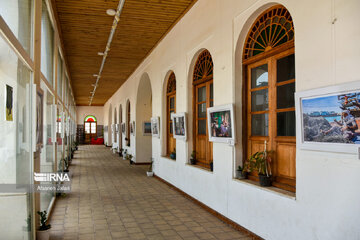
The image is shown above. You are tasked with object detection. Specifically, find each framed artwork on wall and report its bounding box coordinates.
[296,81,360,153]
[5,84,13,121]
[171,112,187,140]
[151,117,160,138]
[142,121,152,136]
[207,104,235,145]
[122,123,126,133]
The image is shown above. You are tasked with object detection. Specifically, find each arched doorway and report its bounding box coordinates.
[113,108,117,148]
[84,115,97,144]
[192,50,214,170]
[126,100,131,147]
[241,5,296,192]
[165,72,176,157]
[118,104,123,151]
[107,104,112,146]
[136,73,152,163]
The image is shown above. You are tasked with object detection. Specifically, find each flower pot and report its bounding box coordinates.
[170,153,176,160]
[190,158,196,165]
[236,170,247,179]
[258,174,272,187]
[36,230,50,240]
[146,171,153,177]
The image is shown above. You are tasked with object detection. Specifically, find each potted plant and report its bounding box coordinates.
[147,161,154,176]
[244,149,272,187]
[170,148,176,160]
[190,151,196,165]
[119,148,124,157]
[127,154,133,164]
[123,149,128,160]
[36,211,51,240]
[235,165,247,179]
[210,161,213,171]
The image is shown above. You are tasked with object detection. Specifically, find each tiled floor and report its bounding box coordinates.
[50,145,252,240]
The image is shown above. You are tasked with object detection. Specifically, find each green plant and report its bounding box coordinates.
[244,151,272,176]
[237,165,243,172]
[37,211,51,231]
[191,151,196,159]
[148,161,153,172]
[171,148,176,154]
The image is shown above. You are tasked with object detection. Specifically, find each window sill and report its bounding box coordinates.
[233,178,296,200]
[186,163,213,173]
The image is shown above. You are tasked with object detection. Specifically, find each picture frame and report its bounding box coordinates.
[151,117,160,138]
[130,122,134,135]
[132,121,135,135]
[5,84,13,121]
[122,123,126,133]
[142,121,152,136]
[36,88,44,150]
[296,81,360,154]
[171,112,187,140]
[207,104,235,145]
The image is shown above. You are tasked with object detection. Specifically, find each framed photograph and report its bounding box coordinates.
[122,123,126,133]
[142,121,152,136]
[171,112,187,140]
[6,84,13,121]
[151,117,160,138]
[36,88,44,149]
[296,81,360,153]
[207,104,235,145]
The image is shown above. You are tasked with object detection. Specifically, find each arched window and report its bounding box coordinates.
[193,50,214,170]
[243,5,296,192]
[84,115,97,143]
[166,72,176,157]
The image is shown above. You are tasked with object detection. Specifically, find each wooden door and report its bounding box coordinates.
[194,80,213,168]
[246,49,296,192]
[85,121,97,143]
[167,94,176,156]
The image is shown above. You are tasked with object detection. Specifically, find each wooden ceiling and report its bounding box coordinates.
[53,0,197,106]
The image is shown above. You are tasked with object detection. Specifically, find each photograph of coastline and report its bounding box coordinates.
[302,92,360,144]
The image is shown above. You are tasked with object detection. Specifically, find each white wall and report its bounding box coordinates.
[103,0,360,239]
[76,106,104,125]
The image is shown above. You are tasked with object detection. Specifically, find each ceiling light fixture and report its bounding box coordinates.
[89,0,126,106]
[106,9,116,16]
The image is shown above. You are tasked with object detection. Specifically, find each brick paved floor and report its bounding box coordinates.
[49,145,252,240]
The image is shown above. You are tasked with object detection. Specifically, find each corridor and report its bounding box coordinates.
[49,145,251,240]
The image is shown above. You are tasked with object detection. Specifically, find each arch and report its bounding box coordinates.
[136,73,152,163]
[236,4,296,192]
[190,49,214,170]
[162,71,176,157]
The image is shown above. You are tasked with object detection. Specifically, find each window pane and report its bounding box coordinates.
[170,121,173,134]
[0,0,33,56]
[198,103,206,118]
[91,123,96,134]
[198,120,206,135]
[277,83,295,109]
[251,89,268,112]
[251,64,268,88]
[277,111,295,136]
[41,0,54,85]
[170,97,175,109]
[210,83,213,100]
[277,54,295,82]
[57,52,63,99]
[251,114,269,136]
[198,86,206,102]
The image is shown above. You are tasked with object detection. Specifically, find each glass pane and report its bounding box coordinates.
[198,119,206,135]
[277,54,295,82]
[0,37,33,239]
[198,103,206,118]
[251,114,269,136]
[251,64,268,88]
[41,0,54,85]
[198,86,206,102]
[170,121,173,134]
[210,100,214,107]
[170,97,175,109]
[210,83,213,100]
[251,89,268,112]
[277,83,295,109]
[91,123,96,134]
[277,111,296,136]
[85,123,90,134]
[0,0,33,55]
[57,52,63,99]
